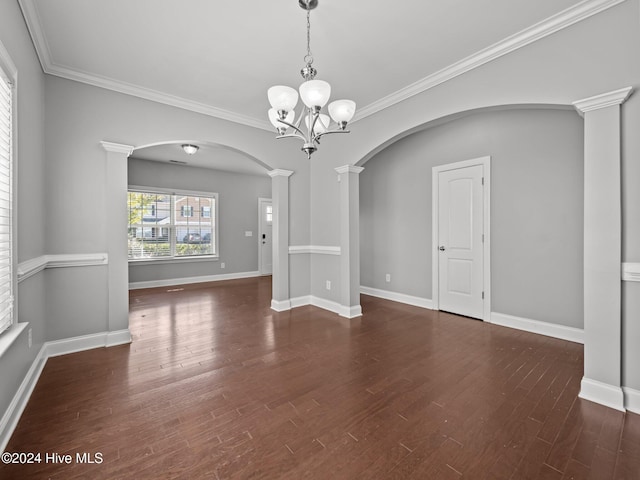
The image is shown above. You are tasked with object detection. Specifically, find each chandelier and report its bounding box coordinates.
[267,0,356,159]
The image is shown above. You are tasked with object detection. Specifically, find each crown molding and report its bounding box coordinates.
[268,169,294,178]
[100,141,135,156]
[354,0,628,121]
[573,87,633,114]
[46,63,273,131]
[334,165,364,175]
[17,0,271,131]
[19,0,626,128]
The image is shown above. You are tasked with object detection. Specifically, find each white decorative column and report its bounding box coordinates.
[335,165,364,318]
[573,87,632,411]
[101,141,134,345]
[268,169,294,312]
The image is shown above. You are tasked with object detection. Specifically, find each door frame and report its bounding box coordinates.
[258,197,273,275]
[432,156,491,321]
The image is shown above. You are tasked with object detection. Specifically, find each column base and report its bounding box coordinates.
[579,377,625,411]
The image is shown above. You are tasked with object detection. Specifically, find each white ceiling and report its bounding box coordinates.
[18,0,612,172]
[130,142,270,177]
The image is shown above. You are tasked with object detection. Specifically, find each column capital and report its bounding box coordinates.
[100,141,135,156]
[268,169,294,178]
[335,165,364,175]
[573,87,633,115]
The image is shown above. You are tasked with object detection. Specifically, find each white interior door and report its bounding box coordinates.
[437,164,484,319]
[259,198,273,275]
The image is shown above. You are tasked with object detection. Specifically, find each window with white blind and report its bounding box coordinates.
[127,189,218,260]
[0,53,14,335]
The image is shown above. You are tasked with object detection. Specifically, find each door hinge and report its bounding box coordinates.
[482,234,484,243]
[482,291,485,299]
[481,177,484,186]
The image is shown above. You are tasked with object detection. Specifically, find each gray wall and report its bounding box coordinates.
[0,0,47,430]
[127,158,271,284]
[361,108,584,329]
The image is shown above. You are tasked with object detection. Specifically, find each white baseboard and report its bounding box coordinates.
[360,286,434,309]
[623,386,640,414]
[490,312,584,344]
[271,299,292,312]
[45,329,131,358]
[579,377,625,412]
[279,295,362,318]
[0,345,47,453]
[106,329,132,347]
[290,296,312,309]
[1,329,132,452]
[129,271,261,290]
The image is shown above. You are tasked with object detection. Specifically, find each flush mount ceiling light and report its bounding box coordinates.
[267,0,356,159]
[181,144,199,155]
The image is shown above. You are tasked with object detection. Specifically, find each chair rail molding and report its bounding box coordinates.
[17,253,109,283]
[289,245,341,256]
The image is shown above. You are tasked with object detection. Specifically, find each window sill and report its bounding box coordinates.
[0,322,29,359]
[128,256,220,266]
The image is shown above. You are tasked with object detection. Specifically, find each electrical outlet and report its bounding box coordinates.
[326,280,331,290]
[385,273,391,283]
[28,328,32,349]
[221,262,225,269]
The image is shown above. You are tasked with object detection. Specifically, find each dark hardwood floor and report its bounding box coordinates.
[2,276,639,479]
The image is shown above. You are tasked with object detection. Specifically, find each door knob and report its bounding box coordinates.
[439,246,445,251]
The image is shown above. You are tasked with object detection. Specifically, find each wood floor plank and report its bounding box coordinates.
[1,278,638,479]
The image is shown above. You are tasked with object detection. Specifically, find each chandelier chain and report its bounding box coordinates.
[305,7,313,65]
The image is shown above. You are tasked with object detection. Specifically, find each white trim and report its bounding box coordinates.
[340,304,363,319]
[288,245,341,256]
[106,329,133,347]
[18,0,625,127]
[355,0,628,121]
[17,253,109,283]
[281,295,362,318]
[361,286,434,310]
[0,322,28,359]
[271,298,292,312]
[0,344,47,453]
[128,184,217,197]
[16,0,271,131]
[579,377,625,412]
[268,169,294,178]
[15,256,48,283]
[432,156,491,321]
[0,329,131,452]
[572,86,633,114]
[490,312,584,344]
[100,141,135,156]
[622,262,640,282]
[334,165,365,175]
[45,329,131,358]
[128,270,261,290]
[290,296,312,309]
[623,387,640,414]
[308,296,343,316]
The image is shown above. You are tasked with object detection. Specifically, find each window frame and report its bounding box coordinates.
[127,186,219,264]
[0,40,17,339]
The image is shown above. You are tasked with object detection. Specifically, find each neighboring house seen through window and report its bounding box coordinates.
[128,190,218,260]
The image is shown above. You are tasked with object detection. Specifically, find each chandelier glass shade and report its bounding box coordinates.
[267,0,355,158]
